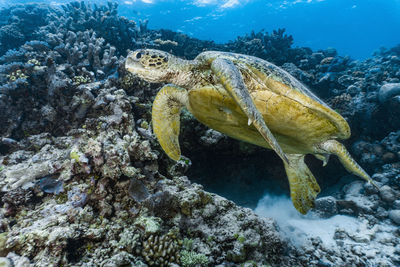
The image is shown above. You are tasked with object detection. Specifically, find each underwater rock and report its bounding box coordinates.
[388,210,400,225]
[4,253,30,267]
[1,187,34,217]
[379,185,396,203]
[346,84,361,96]
[199,129,225,146]
[167,156,192,177]
[129,177,150,203]
[100,252,139,267]
[364,181,379,195]
[351,140,385,169]
[342,181,379,214]
[379,83,400,103]
[143,190,179,220]
[314,196,338,218]
[0,257,12,267]
[67,186,88,208]
[381,133,400,158]
[393,200,400,209]
[0,146,65,191]
[154,176,293,265]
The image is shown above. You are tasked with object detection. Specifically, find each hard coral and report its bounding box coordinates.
[0,4,50,55]
[225,28,294,65]
[141,230,182,266]
[180,250,209,267]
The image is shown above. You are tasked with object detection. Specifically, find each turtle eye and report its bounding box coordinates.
[136,52,142,59]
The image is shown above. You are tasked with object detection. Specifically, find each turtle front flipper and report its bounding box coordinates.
[210,58,289,165]
[152,84,188,161]
[284,154,321,214]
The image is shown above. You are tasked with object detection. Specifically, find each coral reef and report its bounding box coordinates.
[0,4,51,55]
[0,50,296,265]
[224,28,295,65]
[0,1,400,266]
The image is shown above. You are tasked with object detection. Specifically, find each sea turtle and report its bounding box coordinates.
[125,49,377,214]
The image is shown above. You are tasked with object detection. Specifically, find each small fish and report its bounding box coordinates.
[37,175,63,195]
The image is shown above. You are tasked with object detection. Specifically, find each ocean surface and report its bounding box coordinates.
[1,0,399,59]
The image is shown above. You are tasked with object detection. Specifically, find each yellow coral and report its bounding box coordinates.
[73,75,92,85]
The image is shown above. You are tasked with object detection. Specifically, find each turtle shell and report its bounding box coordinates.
[189,51,350,153]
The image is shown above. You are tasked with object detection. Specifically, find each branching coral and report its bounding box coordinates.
[40,1,138,56]
[224,28,294,64]
[53,30,119,79]
[141,230,182,266]
[179,238,209,267]
[0,4,51,55]
[180,250,209,267]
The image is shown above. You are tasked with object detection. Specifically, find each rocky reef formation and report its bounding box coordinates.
[0,1,400,266]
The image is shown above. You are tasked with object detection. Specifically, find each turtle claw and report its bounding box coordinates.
[314,154,330,167]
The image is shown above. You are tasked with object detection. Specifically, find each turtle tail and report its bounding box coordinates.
[319,140,378,189]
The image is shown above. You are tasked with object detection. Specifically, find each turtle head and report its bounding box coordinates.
[126,49,173,83]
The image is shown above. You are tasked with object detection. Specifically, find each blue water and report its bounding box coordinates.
[1,0,400,59]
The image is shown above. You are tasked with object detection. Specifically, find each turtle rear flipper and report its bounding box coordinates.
[152,84,188,161]
[210,57,289,165]
[284,154,321,214]
[319,140,378,189]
